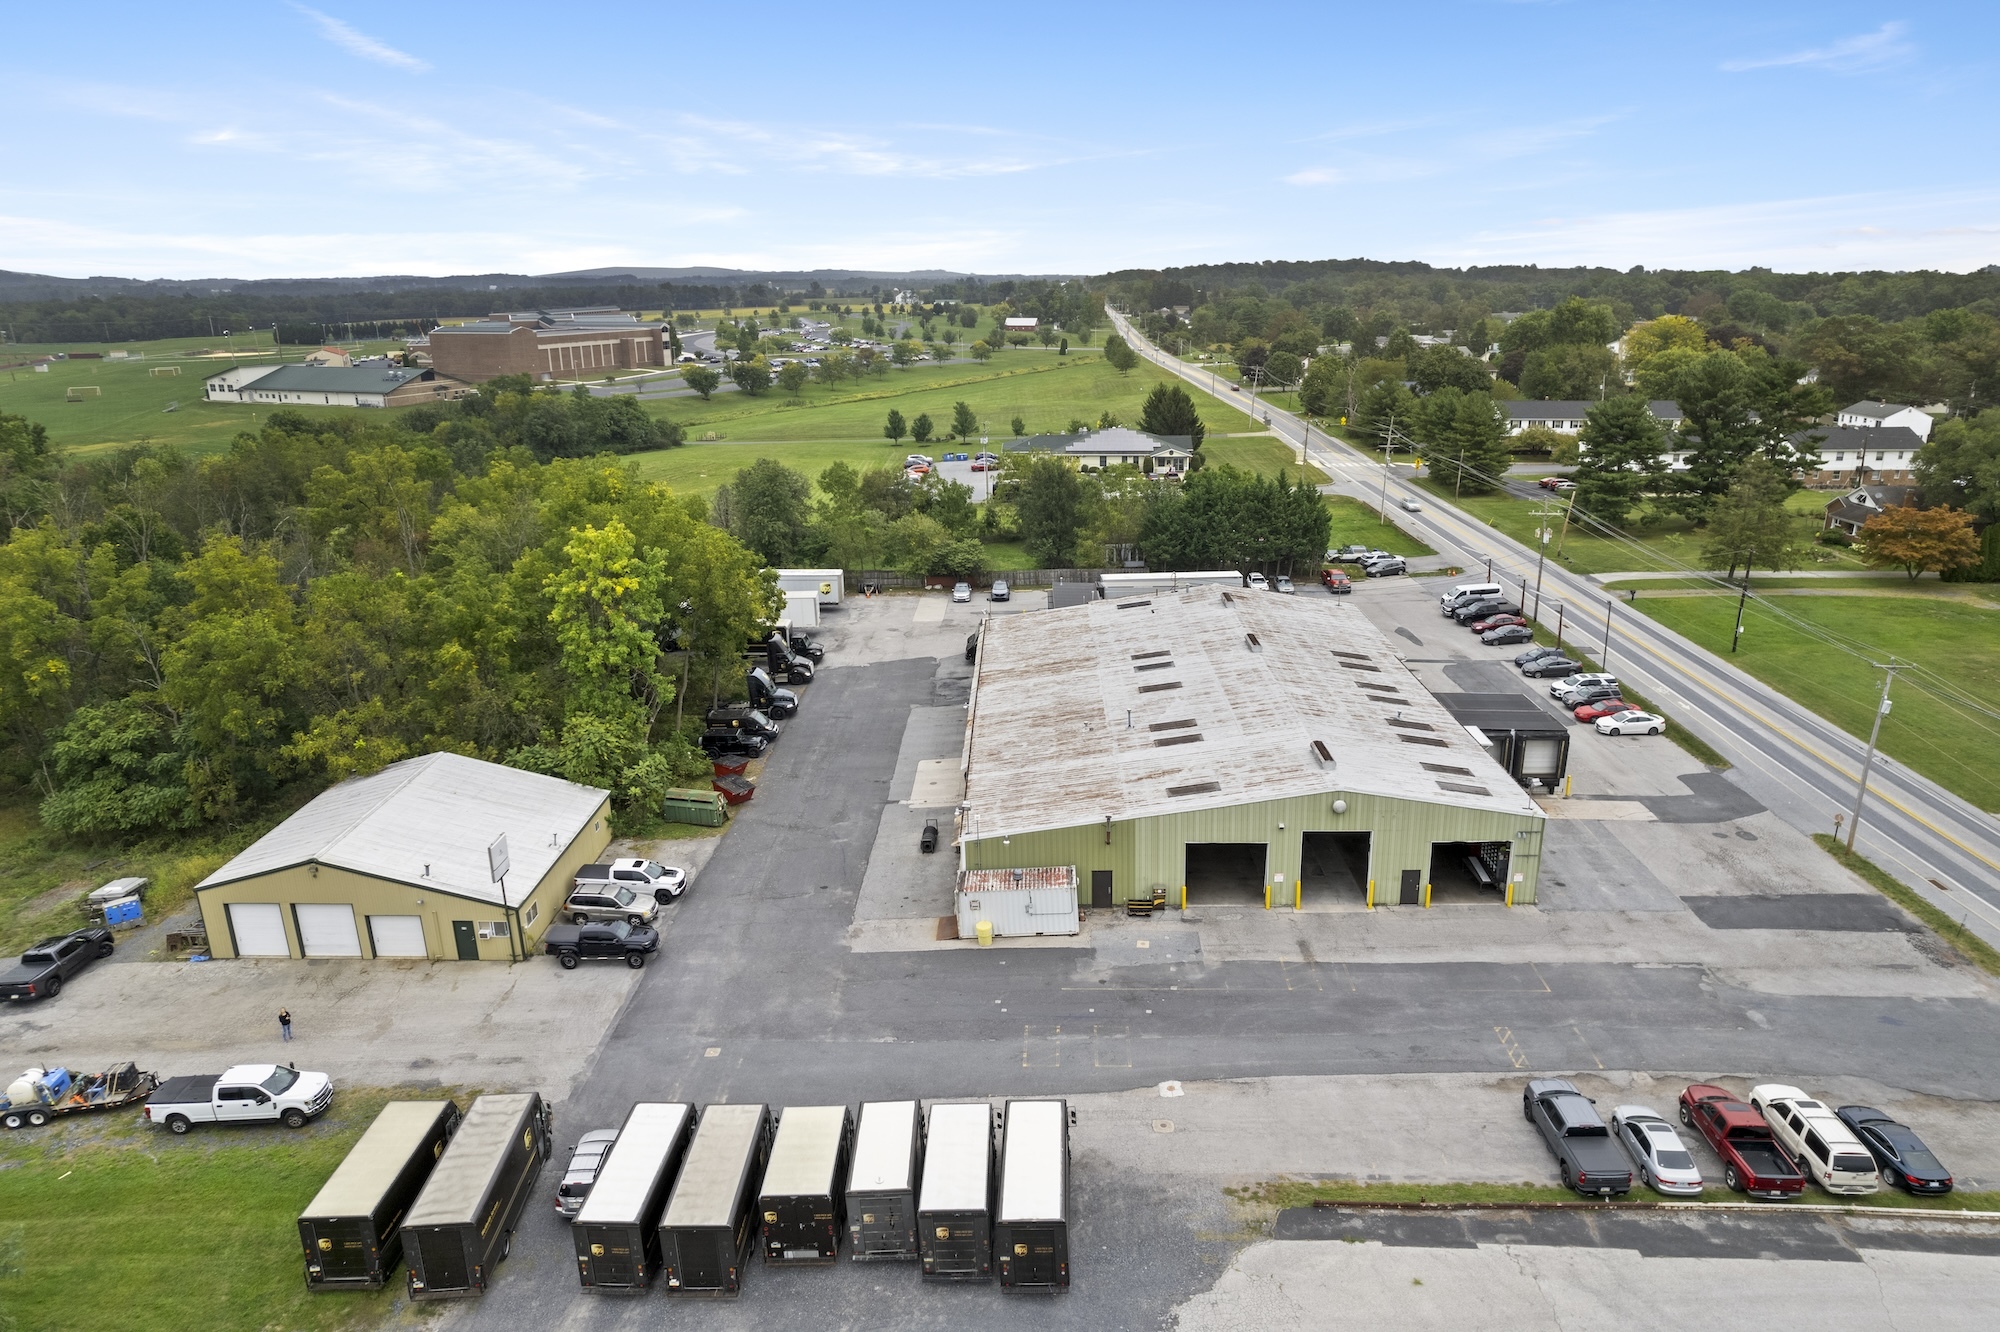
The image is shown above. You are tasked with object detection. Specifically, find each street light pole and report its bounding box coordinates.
[1846,662,1903,851]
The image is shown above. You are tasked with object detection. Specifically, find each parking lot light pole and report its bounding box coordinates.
[1845,662,1903,851]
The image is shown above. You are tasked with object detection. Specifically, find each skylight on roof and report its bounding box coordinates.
[1166,781,1221,797]
[1137,682,1182,694]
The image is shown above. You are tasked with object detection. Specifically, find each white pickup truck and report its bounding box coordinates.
[143,1063,333,1134]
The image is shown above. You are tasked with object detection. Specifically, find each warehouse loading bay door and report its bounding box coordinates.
[1183,843,1268,907]
[1428,841,1512,905]
[1299,832,1371,909]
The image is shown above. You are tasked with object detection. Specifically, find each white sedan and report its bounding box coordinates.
[1611,1105,1703,1196]
[1274,576,1295,594]
[1246,572,1269,590]
[1595,710,1665,736]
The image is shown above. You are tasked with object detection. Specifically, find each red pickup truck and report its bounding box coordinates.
[1680,1084,1806,1200]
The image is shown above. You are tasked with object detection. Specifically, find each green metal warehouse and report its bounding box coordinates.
[959,587,1547,910]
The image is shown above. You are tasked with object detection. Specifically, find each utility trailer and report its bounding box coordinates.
[759,1105,851,1264]
[403,1093,552,1299]
[918,1102,996,1282]
[573,1102,695,1291]
[994,1099,1072,1292]
[847,1100,923,1261]
[659,1103,771,1297]
[2,1062,157,1131]
[298,1100,462,1290]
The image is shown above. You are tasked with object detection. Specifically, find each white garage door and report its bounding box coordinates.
[227,903,290,958]
[296,904,361,957]
[368,915,428,958]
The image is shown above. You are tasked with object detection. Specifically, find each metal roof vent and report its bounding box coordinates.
[1116,599,1152,609]
[1245,632,1261,651]
[1166,781,1221,797]
[1149,719,1197,732]
[1311,740,1335,768]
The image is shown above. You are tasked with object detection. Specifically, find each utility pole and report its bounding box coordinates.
[1731,559,1753,653]
[1601,597,1613,669]
[1378,412,1395,525]
[1529,496,1563,620]
[1845,662,1904,852]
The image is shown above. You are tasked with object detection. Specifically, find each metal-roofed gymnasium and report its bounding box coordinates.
[960,588,1547,909]
[195,752,611,961]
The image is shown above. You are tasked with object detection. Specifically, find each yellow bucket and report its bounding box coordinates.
[975,920,994,947]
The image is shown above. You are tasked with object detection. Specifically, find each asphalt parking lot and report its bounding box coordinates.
[16,587,1998,1331]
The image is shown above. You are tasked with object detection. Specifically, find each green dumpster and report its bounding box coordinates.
[662,787,728,827]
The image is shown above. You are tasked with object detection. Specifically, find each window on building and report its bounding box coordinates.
[476,920,511,940]
[1875,453,1885,461]
[524,902,540,926]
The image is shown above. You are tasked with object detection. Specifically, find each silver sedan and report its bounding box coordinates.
[1611,1104,1703,1196]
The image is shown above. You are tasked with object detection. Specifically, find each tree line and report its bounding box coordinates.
[0,391,767,841]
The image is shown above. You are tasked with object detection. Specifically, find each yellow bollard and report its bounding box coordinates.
[1295,881,1302,911]
[1366,879,1375,910]
[975,920,993,947]
[1423,882,1433,908]
[1181,884,1188,911]
[1263,882,1271,910]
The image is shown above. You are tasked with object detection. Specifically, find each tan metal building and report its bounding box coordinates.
[195,753,611,962]
[959,588,1548,911]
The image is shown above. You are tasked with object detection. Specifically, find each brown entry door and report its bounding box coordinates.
[1091,871,1114,908]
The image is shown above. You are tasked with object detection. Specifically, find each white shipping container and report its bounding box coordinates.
[955,868,1079,939]
[782,590,821,628]
[775,569,844,606]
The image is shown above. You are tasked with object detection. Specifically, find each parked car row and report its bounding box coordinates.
[299,1093,1074,1300]
[1525,1078,1953,1199]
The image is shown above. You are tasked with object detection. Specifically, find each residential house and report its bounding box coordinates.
[1502,400,1684,436]
[1795,424,1927,489]
[1823,484,1919,537]
[1836,400,1935,441]
[1006,427,1197,475]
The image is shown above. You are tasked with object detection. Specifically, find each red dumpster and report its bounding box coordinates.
[712,775,755,805]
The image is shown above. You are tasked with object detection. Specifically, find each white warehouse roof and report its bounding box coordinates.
[197,752,608,906]
[963,587,1539,839]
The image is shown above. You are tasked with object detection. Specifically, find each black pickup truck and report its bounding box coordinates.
[544,920,659,970]
[1524,1078,1634,1197]
[1,928,115,1002]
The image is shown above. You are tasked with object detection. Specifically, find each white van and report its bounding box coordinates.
[1440,583,1504,614]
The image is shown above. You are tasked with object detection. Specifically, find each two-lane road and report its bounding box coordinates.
[1107,309,2000,944]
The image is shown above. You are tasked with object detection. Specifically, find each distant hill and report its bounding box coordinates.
[0,266,1079,303]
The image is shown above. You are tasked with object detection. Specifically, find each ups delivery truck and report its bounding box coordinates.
[573,1102,695,1290]
[659,1103,771,1297]
[298,1099,462,1290]
[403,1093,552,1299]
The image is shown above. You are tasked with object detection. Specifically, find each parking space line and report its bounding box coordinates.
[1021,1024,1061,1069]
[1494,1025,1529,1069]
[1570,1022,1606,1071]
[1092,1022,1132,1069]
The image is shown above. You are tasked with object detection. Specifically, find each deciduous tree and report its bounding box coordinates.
[682,365,721,400]
[1859,505,1981,579]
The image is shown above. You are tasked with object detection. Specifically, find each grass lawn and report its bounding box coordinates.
[1410,480,1861,578]
[1324,495,1435,557]
[1201,435,1328,484]
[645,353,1260,443]
[0,1086,456,1332]
[627,357,1265,498]
[979,538,1036,570]
[1632,594,2000,811]
[1,337,412,457]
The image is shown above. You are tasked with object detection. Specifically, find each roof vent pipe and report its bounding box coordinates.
[1127,709,1134,729]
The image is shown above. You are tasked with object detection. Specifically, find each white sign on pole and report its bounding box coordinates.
[487,834,510,883]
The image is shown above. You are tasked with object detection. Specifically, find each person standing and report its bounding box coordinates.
[279,1008,293,1042]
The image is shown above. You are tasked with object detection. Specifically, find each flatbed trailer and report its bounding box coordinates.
[2,1063,157,1130]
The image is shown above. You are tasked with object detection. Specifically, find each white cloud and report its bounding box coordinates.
[1440,188,2000,272]
[1722,21,1914,74]
[1285,167,1343,186]
[290,4,430,72]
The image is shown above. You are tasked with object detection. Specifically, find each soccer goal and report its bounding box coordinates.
[150,365,181,377]
[66,386,101,402]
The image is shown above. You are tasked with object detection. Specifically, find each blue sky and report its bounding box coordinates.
[5,1,1997,279]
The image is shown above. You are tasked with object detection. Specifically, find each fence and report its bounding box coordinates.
[851,568,1118,590]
